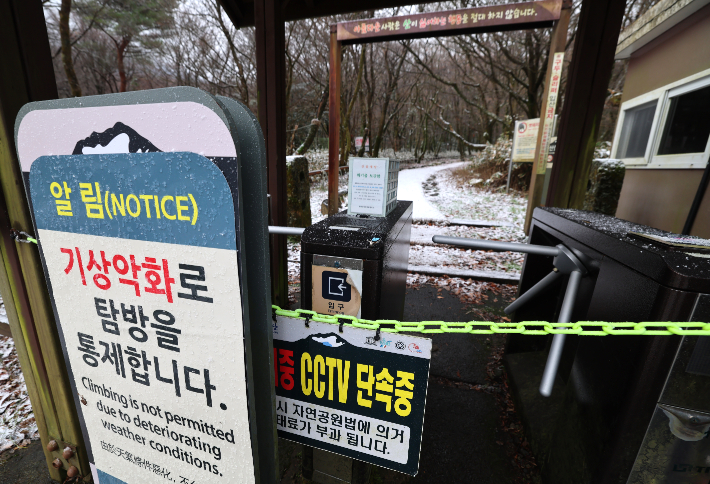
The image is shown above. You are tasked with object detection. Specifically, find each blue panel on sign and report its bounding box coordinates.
[29,152,236,250]
[97,469,128,484]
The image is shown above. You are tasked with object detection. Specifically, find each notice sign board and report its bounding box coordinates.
[30,152,255,484]
[511,118,539,162]
[349,157,388,216]
[272,316,431,475]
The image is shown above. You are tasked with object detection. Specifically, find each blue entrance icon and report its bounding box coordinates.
[322,271,351,302]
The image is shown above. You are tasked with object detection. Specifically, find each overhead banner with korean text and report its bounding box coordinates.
[30,152,255,484]
[536,52,564,175]
[273,316,431,475]
[336,0,562,43]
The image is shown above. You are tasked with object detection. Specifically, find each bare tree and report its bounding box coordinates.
[75,0,177,92]
[59,0,83,96]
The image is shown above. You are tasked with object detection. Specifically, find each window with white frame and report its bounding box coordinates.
[616,100,657,159]
[612,70,710,168]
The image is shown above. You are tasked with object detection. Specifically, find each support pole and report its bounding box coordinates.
[544,0,627,210]
[524,3,571,233]
[0,1,89,480]
[253,4,285,480]
[506,158,514,193]
[255,0,288,308]
[328,27,342,216]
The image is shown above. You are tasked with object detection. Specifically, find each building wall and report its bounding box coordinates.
[623,4,710,100]
[615,4,710,237]
[616,169,706,236]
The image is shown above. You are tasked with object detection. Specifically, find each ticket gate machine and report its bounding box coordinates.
[436,207,710,484]
[298,201,413,484]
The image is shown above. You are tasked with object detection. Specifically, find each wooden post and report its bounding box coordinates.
[545,0,628,210]
[255,0,288,308]
[328,27,342,216]
[0,1,89,480]
[524,3,571,233]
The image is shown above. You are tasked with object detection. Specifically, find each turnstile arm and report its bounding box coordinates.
[431,236,560,257]
[504,270,562,315]
[539,269,583,397]
[269,226,306,235]
[433,235,589,398]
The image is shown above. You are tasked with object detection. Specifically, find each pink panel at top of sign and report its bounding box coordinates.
[17,101,236,172]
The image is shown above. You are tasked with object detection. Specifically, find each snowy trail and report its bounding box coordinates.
[397,162,465,220]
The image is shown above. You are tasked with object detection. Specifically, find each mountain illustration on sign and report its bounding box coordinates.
[72,122,162,155]
[303,333,350,348]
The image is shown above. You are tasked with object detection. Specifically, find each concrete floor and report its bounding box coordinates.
[368,284,518,484]
[0,441,54,484]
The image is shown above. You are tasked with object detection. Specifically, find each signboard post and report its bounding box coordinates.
[29,152,257,483]
[329,1,564,219]
[273,316,431,476]
[535,52,564,178]
[523,4,570,234]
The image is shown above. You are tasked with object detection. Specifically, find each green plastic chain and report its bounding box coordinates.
[272,306,710,336]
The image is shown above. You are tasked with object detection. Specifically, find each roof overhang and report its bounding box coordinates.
[219,0,442,29]
[615,0,710,60]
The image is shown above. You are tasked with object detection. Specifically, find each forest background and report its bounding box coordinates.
[42,0,660,166]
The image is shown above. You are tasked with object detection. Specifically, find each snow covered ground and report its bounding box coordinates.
[0,335,37,453]
[406,163,528,275]
[425,165,527,229]
[0,298,38,454]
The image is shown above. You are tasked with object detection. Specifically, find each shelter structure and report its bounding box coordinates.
[0,0,628,480]
[327,1,568,231]
[612,0,710,236]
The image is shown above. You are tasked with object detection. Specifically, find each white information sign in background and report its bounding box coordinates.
[30,152,255,484]
[511,118,540,162]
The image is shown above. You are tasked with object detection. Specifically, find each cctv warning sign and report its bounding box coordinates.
[272,316,431,475]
